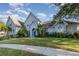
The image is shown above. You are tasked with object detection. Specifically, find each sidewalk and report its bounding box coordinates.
[0,44,79,56]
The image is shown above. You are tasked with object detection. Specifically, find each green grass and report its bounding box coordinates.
[0,48,44,56]
[1,37,79,52]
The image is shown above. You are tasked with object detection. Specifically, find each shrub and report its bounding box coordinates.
[45,32,74,38]
[8,35,17,38]
[65,33,73,38]
[17,27,28,37]
[0,36,10,41]
[55,33,66,38]
[0,35,19,41]
[73,31,79,39]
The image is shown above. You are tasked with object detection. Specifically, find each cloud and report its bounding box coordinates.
[48,14,54,20]
[0,3,30,23]
[44,3,55,8]
[50,14,53,17]
[0,14,8,23]
[18,10,28,15]
[0,12,10,23]
[60,3,66,6]
[0,9,26,23]
[9,3,24,8]
[4,4,30,22]
[15,8,29,16]
[0,15,6,18]
[9,3,30,9]
[27,8,32,12]
[49,14,54,18]
[6,10,13,15]
[0,3,53,23]
[37,13,47,18]
[11,14,25,21]
[36,13,47,22]
[9,3,29,19]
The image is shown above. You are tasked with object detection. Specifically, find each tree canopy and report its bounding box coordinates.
[17,27,28,37]
[0,20,7,31]
[54,3,79,20]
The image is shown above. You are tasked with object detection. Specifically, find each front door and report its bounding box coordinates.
[32,28,37,37]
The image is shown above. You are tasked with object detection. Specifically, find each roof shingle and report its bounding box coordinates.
[8,16,22,27]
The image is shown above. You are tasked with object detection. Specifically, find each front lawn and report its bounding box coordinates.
[1,37,79,52]
[0,48,44,56]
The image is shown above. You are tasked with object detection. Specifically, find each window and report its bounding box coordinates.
[58,25,62,29]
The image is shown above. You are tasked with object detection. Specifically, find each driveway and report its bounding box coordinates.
[0,44,79,56]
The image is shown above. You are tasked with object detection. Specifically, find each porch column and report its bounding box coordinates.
[29,29,33,37]
[36,29,38,36]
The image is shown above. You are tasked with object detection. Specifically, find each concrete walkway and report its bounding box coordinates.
[0,44,79,56]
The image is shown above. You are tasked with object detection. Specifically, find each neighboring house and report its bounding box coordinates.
[6,12,79,37]
[0,31,6,37]
[42,20,79,34]
[6,16,22,35]
[24,12,41,37]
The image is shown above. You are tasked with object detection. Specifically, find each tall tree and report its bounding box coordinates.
[0,20,7,31]
[54,3,79,20]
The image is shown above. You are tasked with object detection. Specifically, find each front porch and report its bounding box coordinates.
[28,28,38,37]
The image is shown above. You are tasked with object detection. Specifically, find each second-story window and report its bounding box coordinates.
[58,25,62,29]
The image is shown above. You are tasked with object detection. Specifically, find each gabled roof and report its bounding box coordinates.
[25,12,41,23]
[18,20,24,26]
[41,21,56,28]
[8,16,22,27]
[42,20,79,28]
[64,20,79,24]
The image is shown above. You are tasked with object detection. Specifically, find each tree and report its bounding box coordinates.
[38,24,47,37]
[0,20,7,31]
[6,25,12,31]
[54,3,79,20]
[17,27,28,37]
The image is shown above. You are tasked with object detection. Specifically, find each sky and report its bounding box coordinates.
[0,3,59,23]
